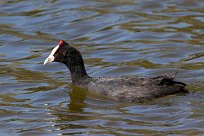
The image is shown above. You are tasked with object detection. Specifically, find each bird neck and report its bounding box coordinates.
[64,57,90,83]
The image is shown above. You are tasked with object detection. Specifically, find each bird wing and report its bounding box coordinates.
[151,73,186,86]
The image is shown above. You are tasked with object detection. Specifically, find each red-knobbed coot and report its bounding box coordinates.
[44,40,188,102]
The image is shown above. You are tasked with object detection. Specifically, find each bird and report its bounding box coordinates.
[44,40,188,102]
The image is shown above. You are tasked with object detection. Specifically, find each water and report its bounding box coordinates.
[0,0,204,135]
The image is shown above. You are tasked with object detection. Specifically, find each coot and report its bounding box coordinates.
[44,40,188,102]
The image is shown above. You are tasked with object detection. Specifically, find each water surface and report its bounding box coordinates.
[0,0,204,135]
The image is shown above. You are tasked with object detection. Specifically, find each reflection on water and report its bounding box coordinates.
[0,0,204,135]
[68,86,87,112]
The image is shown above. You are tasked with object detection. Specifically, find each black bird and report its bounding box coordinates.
[44,40,188,102]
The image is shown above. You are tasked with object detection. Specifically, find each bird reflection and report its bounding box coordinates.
[68,85,88,112]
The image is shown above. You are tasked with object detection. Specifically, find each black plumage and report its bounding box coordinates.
[44,40,188,102]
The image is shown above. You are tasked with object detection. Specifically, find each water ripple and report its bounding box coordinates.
[0,0,204,135]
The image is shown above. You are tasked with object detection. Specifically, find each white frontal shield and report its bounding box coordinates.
[43,45,59,65]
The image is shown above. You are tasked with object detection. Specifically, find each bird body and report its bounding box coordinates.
[84,75,187,102]
[44,40,188,102]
